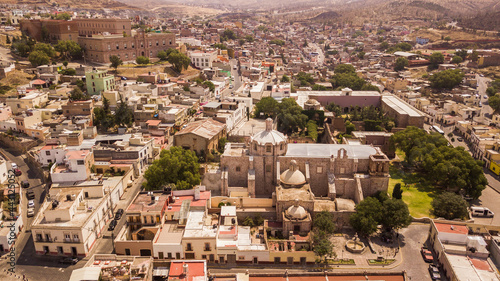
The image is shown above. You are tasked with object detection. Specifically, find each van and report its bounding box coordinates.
[471,207,494,217]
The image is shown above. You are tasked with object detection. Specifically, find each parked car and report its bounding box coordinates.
[229,85,234,89]
[26,190,35,200]
[428,264,441,280]
[108,219,117,231]
[11,163,17,170]
[14,169,22,177]
[114,209,124,220]
[121,76,127,80]
[421,247,434,263]
[457,137,463,142]
[59,257,78,265]
[27,208,35,217]
[28,200,35,209]
[21,181,30,188]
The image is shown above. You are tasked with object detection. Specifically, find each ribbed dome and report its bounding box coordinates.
[285,199,308,220]
[252,130,287,145]
[305,99,320,105]
[251,118,286,145]
[280,160,306,186]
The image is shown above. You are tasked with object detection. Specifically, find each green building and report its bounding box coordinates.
[85,70,115,95]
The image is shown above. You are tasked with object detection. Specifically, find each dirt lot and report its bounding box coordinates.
[409,28,495,42]
[117,64,200,79]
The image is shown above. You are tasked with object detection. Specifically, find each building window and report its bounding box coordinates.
[266,165,271,173]
[317,166,323,174]
[186,243,192,251]
[116,43,119,50]
[45,151,51,156]
[204,243,211,251]
[124,43,127,49]
[162,40,165,45]
[132,43,135,48]
[77,160,84,165]
[340,167,345,174]
[156,40,159,46]
[266,146,272,153]
[236,166,240,172]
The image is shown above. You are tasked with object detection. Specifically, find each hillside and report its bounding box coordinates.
[0,0,137,10]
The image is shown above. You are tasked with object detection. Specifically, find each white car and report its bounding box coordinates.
[27,208,35,217]
[28,200,35,209]
[11,163,17,169]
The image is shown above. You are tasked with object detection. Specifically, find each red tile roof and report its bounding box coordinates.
[434,222,468,235]
[168,261,205,281]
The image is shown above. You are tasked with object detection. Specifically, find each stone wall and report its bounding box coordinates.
[0,133,41,154]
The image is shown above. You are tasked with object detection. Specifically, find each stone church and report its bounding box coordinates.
[220,118,390,202]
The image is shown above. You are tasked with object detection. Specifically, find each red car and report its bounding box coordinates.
[421,247,434,263]
[14,169,22,177]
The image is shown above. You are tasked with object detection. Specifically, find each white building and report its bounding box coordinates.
[188,50,217,69]
[32,177,125,257]
[37,144,67,167]
[50,150,93,183]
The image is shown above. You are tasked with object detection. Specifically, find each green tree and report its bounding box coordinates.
[429,69,464,89]
[5,35,10,44]
[380,41,389,51]
[489,94,500,111]
[114,94,134,127]
[28,50,50,67]
[394,57,409,71]
[334,64,356,74]
[270,39,285,46]
[380,199,412,231]
[62,60,68,68]
[281,74,290,82]
[202,81,215,92]
[428,52,445,70]
[313,211,336,234]
[349,197,382,237]
[312,84,327,91]
[455,49,468,60]
[277,98,308,133]
[75,79,85,91]
[166,49,190,73]
[55,12,71,20]
[345,120,355,134]
[34,43,56,58]
[312,230,334,263]
[222,29,236,41]
[326,102,342,116]
[254,96,279,118]
[109,55,123,71]
[242,216,255,227]
[60,68,76,75]
[431,192,469,220]
[69,87,90,101]
[451,56,463,64]
[136,56,150,65]
[54,40,82,60]
[392,183,403,199]
[245,35,254,42]
[93,97,114,131]
[144,146,201,190]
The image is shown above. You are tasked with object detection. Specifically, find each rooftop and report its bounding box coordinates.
[127,193,169,213]
[176,118,225,140]
[382,95,425,117]
[285,144,378,159]
[435,222,468,235]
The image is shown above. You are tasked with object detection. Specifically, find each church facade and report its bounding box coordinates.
[220,118,390,202]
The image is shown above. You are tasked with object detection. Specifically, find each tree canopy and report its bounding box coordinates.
[431,192,469,220]
[330,64,378,91]
[254,96,279,118]
[277,98,309,133]
[54,40,82,60]
[394,57,409,71]
[429,69,464,90]
[391,126,487,199]
[136,56,150,65]
[28,50,50,67]
[69,87,91,101]
[144,146,201,190]
[110,55,123,70]
[313,211,336,234]
[428,52,445,70]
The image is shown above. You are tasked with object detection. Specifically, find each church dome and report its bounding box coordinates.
[305,99,320,105]
[285,199,308,220]
[251,118,286,145]
[280,160,306,186]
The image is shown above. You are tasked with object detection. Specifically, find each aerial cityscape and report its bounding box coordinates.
[0,0,499,280]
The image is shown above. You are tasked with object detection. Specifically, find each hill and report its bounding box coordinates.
[0,0,137,10]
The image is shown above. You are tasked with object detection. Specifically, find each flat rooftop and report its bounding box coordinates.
[154,223,183,245]
[382,95,425,117]
[444,253,498,281]
[183,211,217,238]
[285,144,378,159]
[127,193,169,213]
